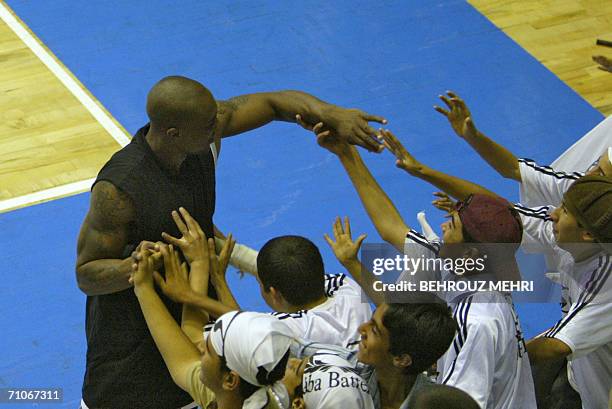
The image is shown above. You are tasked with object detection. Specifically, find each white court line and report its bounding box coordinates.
[0,2,130,212]
[0,178,96,213]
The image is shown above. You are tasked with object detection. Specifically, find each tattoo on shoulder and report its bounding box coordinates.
[219,95,250,115]
[92,181,134,225]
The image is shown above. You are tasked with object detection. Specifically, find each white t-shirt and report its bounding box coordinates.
[518,207,612,409]
[271,274,372,350]
[402,230,537,409]
[518,158,583,208]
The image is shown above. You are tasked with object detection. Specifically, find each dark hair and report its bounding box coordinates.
[257,236,326,306]
[382,297,457,375]
[220,350,290,400]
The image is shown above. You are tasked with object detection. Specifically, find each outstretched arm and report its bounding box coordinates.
[434,91,521,181]
[218,91,387,152]
[380,129,498,201]
[314,124,409,251]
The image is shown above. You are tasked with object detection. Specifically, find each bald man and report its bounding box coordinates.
[75,76,385,409]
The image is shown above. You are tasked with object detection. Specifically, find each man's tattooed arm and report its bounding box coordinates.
[76,181,137,295]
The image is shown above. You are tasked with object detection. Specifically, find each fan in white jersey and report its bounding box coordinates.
[256,235,372,350]
[521,176,612,409]
[307,121,538,408]
[433,90,612,206]
[399,194,537,409]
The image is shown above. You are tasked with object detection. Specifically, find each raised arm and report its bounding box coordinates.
[380,129,498,201]
[313,124,409,251]
[434,91,521,181]
[76,181,136,295]
[217,91,387,152]
[130,250,200,392]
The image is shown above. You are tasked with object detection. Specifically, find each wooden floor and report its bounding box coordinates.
[0,0,611,211]
[470,0,612,116]
[0,3,127,209]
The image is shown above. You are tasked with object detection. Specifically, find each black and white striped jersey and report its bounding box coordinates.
[518,204,612,409]
[403,230,537,409]
[518,158,583,208]
[271,274,372,351]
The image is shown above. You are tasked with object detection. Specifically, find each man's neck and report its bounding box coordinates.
[145,128,186,174]
[216,390,243,409]
[377,368,416,408]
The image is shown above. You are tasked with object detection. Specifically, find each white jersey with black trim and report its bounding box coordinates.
[271,274,372,350]
[518,158,584,208]
[402,230,537,409]
[518,205,612,409]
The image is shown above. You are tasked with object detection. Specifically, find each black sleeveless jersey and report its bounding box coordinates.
[82,124,215,408]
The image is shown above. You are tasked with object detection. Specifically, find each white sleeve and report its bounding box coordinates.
[441,313,497,408]
[514,204,557,253]
[399,229,441,283]
[544,257,612,358]
[518,158,583,207]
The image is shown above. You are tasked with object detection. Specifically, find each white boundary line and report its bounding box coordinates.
[0,2,130,212]
[0,178,96,213]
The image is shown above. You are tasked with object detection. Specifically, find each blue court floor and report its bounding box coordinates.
[0,1,604,407]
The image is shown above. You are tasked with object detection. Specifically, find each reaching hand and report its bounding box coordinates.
[311,122,353,156]
[162,207,208,265]
[324,216,366,266]
[131,240,163,271]
[154,244,193,303]
[129,250,156,290]
[378,129,423,174]
[593,55,612,73]
[209,235,235,285]
[434,91,478,139]
[432,191,456,213]
[317,107,387,153]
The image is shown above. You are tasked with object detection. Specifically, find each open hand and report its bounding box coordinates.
[154,244,193,303]
[324,216,366,266]
[434,91,478,139]
[298,108,387,152]
[378,129,423,175]
[311,122,353,156]
[432,191,456,213]
[162,207,208,265]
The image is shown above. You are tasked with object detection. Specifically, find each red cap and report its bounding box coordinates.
[456,194,522,244]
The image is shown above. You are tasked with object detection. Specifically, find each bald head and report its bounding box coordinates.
[146,76,216,130]
[409,385,480,409]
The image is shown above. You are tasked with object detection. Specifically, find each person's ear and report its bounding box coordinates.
[392,353,412,370]
[291,396,306,409]
[166,127,179,138]
[581,229,596,243]
[222,370,240,392]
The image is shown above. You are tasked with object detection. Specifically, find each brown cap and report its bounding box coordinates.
[564,175,612,244]
[457,194,523,244]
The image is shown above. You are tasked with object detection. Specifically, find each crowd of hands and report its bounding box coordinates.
[124,89,497,308]
[125,50,611,307]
